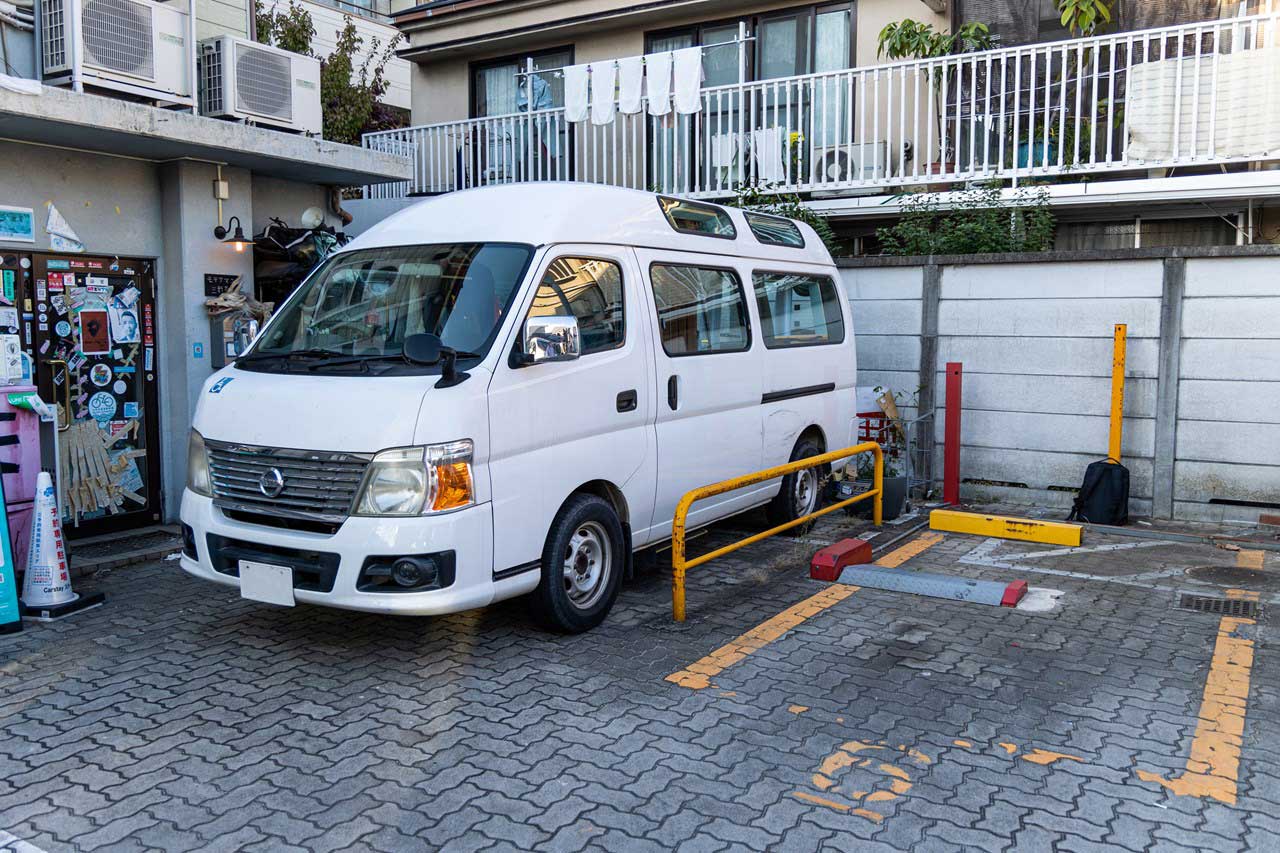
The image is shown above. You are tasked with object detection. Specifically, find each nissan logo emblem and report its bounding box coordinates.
[259,468,285,498]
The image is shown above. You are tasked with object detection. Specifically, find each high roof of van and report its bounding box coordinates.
[342,183,835,268]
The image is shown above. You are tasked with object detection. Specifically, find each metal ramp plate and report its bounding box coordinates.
[840,566,1010,606]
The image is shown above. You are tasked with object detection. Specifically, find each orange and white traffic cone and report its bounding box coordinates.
[19,471,103,621]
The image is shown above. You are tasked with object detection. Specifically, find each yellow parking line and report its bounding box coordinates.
[665,532,946,690]
[665,584,858,690]
[1236,549,1265,570]
[1136,589,1258,805]
[875,531,944,568]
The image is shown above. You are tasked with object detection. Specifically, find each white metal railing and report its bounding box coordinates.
[364,11,1280,200]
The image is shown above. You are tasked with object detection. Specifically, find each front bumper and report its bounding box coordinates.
[178,490,505,615]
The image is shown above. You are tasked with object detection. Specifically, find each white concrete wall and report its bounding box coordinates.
[1177,257,1280,522]
[842,254,1280,524]
[197,0,251,41]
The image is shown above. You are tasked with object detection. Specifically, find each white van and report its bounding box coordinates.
[180,184,857,632]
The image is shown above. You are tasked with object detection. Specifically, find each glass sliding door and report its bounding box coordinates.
[471,48,572,185]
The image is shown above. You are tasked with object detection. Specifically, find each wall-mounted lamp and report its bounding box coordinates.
[213,216,249,253]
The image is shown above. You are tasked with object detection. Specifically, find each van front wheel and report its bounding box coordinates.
[532,494,624,633]
[767,437,826,531]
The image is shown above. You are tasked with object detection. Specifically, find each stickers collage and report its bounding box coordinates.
[33,257,155,524]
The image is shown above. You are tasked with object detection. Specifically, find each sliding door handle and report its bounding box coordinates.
[667,375,678,411]
[616,389,637,413]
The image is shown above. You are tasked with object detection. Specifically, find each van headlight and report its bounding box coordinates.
[187,429,212,497]
[353,440,474,516]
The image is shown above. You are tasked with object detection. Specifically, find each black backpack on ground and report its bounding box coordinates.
[1067,458,1130,526]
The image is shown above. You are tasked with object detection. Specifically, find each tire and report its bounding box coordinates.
[767,436,826,531]
[531,494,625,633]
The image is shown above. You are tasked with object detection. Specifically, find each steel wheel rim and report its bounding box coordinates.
[563,520,611,610]
[793,467,818,517]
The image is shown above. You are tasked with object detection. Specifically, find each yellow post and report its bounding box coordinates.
[1109,323,1127,462]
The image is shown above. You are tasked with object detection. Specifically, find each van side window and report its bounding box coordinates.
[744,212,805,248]
[657,197,737,239]
[649,264,750,356]
[528,258,625,355]
[752,272,845,348]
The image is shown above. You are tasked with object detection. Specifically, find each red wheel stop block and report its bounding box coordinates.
[1001,579,1028,607]
[811,538,873,582]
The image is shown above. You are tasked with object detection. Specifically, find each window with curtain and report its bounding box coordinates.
[645,2,856,85]
[472,48,573,117]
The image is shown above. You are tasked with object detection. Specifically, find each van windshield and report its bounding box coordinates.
[240,243,534,375]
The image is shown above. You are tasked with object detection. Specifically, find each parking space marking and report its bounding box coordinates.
[1237,549,1265,570]
[1136,590,1259,806]
[874,531,944,567]
[665,584,859,690]
[666,532,947,690]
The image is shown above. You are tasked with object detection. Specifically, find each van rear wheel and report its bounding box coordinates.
[767,437,826,532]
[532,494,624,633]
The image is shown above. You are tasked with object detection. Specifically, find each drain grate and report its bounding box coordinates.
[1178,593,1258,619]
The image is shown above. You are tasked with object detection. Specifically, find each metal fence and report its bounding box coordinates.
[366,11,1280,201]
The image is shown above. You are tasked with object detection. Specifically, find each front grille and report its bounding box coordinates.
[206,440,370,528]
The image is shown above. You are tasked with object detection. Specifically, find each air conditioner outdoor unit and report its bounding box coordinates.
[198,36,321,135]
[41,0,194,106]
[810,141,889,185]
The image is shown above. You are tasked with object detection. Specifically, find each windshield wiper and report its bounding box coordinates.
[305,353,406,371]
[237,348,344,364]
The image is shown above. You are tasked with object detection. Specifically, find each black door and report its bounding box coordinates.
[29,254,162,537]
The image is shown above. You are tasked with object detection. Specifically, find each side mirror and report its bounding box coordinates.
[523,315,580,365]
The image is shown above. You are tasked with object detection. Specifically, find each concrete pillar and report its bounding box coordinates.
[157,162,255,521]
[1151,257,1185,520]
[915,264,941,493]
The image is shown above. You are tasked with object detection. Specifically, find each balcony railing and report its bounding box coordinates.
[364,11,1280,201]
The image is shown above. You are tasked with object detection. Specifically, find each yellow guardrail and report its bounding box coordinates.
[671,441,883,622]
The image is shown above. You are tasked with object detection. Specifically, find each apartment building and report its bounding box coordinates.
[358,0,1280,250]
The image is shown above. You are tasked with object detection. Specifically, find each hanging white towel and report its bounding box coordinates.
[646,51,673,116]
[751,128,786,183]
[616,56,644,115]
[589,62,617,126]
[563,63,590,123]
[711,132,738,168]
[672,47,704,115]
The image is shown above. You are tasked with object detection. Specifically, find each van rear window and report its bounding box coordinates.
[657,197,737,240]
[744,212,805,248]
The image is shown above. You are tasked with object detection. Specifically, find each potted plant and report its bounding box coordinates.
[833,387,914,521]
[877,19,994,185]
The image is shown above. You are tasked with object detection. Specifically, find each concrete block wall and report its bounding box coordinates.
[840,247,1280,524]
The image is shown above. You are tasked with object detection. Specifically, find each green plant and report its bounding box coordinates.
[722,182,841,255]
[254,0,405,144]
[878,20,993,166]
[876,183,1056,256]
[1057,0,1112,37]
[255,0,314,56]
[877,20,993,62]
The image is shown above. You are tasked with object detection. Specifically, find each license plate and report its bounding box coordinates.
[239,560,296,606]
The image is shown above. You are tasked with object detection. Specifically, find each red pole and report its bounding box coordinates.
[943,362,963,506]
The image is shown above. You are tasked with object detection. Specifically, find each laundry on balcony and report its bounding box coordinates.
[590,62,618,126]
[617,56,645,115]
[672,47,705,116]
[563,64,590,123]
